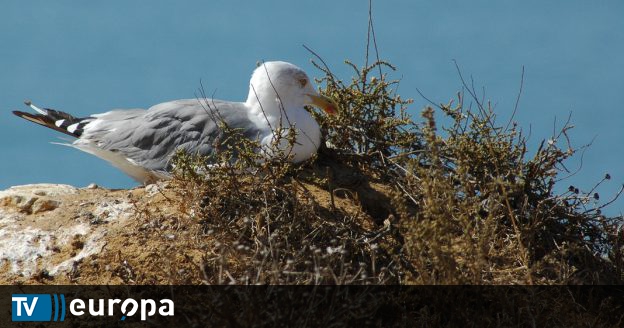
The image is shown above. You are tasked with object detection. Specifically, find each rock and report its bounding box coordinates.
[31,199,61,214]
[0,181,187,284]
[0,184,78,198]
[145,181,168,196]
[0,183,142,282]
[85,183,99,189]
[0,184,76,214]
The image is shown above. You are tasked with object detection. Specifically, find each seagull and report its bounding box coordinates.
[12,61,337,184]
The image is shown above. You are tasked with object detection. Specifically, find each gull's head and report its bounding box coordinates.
[247,61,337,116]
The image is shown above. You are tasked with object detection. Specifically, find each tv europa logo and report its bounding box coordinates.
[12,294,174,322]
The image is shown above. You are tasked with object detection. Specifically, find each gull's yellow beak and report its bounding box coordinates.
[307,94,338,115]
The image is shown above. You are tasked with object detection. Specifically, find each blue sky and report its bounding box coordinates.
[1,1,623,213]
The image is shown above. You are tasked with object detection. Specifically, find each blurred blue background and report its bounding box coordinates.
[1,1,623,214]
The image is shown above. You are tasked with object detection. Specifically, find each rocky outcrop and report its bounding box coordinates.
[0,183,150,283]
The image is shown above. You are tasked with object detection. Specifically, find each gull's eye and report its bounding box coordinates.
[298,78,308,88]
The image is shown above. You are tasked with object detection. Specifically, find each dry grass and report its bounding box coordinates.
[149,52,624,285]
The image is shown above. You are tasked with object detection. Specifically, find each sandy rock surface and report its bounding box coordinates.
[0,183,156,283]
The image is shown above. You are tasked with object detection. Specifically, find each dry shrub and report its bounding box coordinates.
[401,95,623,284]
[168,119,401,284]
[164,53,623,285]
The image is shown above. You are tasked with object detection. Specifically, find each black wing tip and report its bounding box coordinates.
[23,99,32,106]
[13,110,81,138]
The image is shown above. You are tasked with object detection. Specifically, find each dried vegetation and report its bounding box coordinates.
[151,51,624,285]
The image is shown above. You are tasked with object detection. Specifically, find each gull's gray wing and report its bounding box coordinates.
[76,99,264,173]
